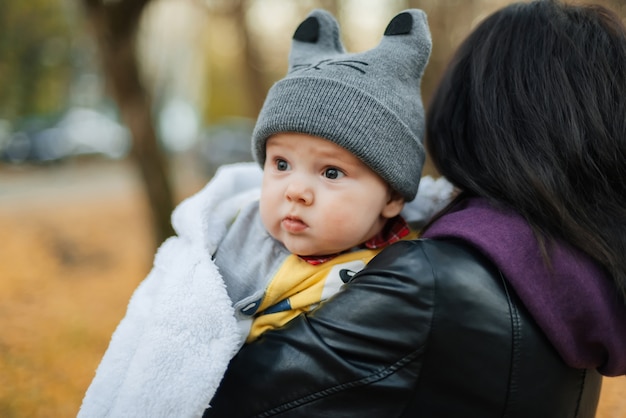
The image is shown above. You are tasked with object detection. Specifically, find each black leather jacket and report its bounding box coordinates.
[205,239,602,417]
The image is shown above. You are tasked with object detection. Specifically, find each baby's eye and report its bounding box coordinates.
[276,159,290,171]
[323,167,345,179]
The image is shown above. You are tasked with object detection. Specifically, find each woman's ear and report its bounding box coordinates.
[381,191,405,219]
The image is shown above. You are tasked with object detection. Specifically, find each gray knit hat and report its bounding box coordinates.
[252,9,431,201]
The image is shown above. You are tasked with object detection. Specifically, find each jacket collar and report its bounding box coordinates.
[423,196,626,376]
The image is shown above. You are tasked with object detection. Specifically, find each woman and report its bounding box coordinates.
[205,1,626,416]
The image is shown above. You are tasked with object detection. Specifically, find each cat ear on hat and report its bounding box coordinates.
[376,10,432,74]
[288,9,345,68]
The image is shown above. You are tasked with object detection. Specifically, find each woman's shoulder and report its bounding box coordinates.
[375,238,517,324]
[368,238,528,352]
[370,238,500,287]
[370,238,601,417]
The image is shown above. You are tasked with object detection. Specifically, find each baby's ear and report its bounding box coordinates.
[288,9,345,69]
[382,191,405,219]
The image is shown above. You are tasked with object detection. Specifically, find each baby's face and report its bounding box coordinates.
[259,133,403,256]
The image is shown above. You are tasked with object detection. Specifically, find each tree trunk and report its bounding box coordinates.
[232,0,267,115]
[82,0,175,248]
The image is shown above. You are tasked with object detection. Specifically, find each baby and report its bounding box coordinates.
[212,8,436,342]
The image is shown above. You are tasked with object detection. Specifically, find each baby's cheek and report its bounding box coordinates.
[322,211,360,238]
[322,208,348,228]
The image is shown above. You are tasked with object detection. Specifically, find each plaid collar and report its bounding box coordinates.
[299,215,410,265]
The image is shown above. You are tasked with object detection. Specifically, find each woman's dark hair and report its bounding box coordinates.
[426,0,626,301]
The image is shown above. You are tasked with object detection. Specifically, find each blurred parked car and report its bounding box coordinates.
[1,107,131,163]
[1,116,63,163]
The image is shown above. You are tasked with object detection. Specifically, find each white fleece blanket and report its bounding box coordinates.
[77,162,453,418]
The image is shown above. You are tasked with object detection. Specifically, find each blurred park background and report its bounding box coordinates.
[1,0,625,416]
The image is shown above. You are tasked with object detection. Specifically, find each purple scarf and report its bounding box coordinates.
[422,197,626,376]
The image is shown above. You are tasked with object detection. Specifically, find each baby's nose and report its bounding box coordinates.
[285,180,314,205]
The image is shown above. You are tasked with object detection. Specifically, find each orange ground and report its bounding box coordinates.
[0,160,624,417]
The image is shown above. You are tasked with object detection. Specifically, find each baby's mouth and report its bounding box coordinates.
[282,216,308,233]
